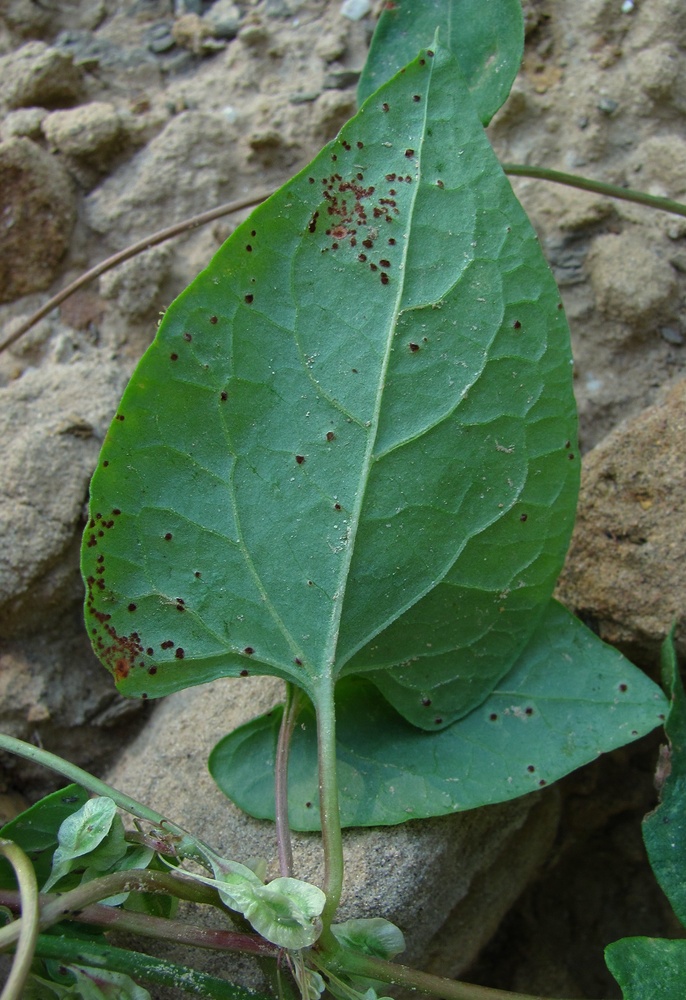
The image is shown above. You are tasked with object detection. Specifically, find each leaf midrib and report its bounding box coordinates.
[318,56,435,697]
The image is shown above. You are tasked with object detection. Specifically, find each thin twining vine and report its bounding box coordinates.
[1,166,684,357]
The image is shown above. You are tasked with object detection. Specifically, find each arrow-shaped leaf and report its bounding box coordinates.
[82,46,577,724]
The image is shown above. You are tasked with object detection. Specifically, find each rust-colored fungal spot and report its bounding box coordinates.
[170,353,178,361]
[116,414,125,421]
[164,532,173,540]
[380,273,389,284]
[103,460,109,467]
[112,508,121,516]
[326,431,335,442]
[295,455,305,464]
[244,646,254,655]
[427,49,434,56]
[513,320,522,329]
[388,237,396,246]
[619,683,628,692]
[379,259,390,268]
[194,571,202,578]
[209,315,218,324]
[245,244,253,252]
[358,253,367,262]
[244,294,254,304]
[409,342,420,352]
[357,140,364,148]
[240,669,249,676]
[334,502,341,510]
[568,453,575,460]
[114,658,131,682]
[127,603,137,612]
[175,647,185,659]
[146,648,154,656]
[527,765,535,772]
[525,707,534,716]
[148,666,157,675]
[434,717,443,725]
[405,149,414,158]
[308,177,315,184]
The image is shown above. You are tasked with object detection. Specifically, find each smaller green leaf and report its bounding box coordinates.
[161,854,325,949]
[357,0,524,125]
[67,966,151,1000]
[44,797,117,891]
[222,876,325,950]
[331,918,405,959]
[642,627,686,927]
[0,785,89,890]
[209,601,668,828]
[605,937,686,1000]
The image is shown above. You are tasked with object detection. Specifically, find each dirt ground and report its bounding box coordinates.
[1,0,685,997]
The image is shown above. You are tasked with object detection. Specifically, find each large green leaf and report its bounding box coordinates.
[82,45,577,722]
[357,0,524,125]
[642,629,686,927]
[605,938,686,1000]
[209,601,668,829]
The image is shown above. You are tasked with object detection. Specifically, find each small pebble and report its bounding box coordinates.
[660,327,684,346]
[597,97,619,114]
[340,0,371,20]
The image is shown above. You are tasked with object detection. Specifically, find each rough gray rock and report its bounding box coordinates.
[42,102,124,168]
[0,41,82,110]
[0,357,129,636]
[1,0,106,41]
[99,245,172,319]
[585,230,678,329]
[556,377,686,664]
[0,107,47,141]
[105,674,560,990]
[85,110,240,245]
[0,137,76,303]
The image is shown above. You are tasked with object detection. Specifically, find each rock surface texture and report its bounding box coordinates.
[104,675,561,989]
[0,0,685,997]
